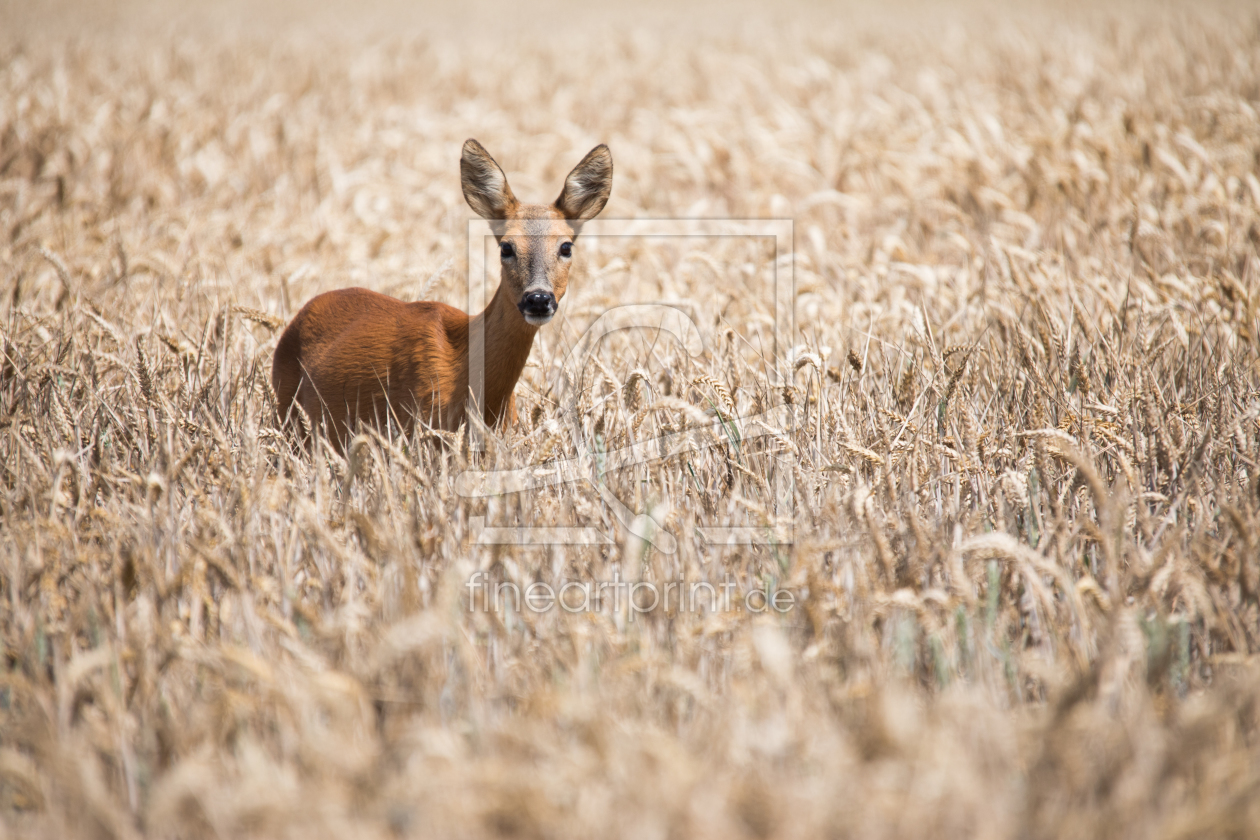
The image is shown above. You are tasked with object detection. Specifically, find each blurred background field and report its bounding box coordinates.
[2,1,1260,838]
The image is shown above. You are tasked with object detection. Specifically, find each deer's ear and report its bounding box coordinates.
[555,144,613,222]
[461,139,518,220]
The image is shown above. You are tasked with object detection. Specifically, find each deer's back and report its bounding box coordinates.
[272,287,470,443]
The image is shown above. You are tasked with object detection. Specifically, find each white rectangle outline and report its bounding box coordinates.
[464,218,795,546]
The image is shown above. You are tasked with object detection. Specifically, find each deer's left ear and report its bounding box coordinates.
[555,144,613,223]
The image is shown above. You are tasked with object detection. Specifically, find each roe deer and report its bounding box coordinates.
[271,139,613,449]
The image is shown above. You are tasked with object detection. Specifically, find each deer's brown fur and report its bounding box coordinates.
[271,139,612,448]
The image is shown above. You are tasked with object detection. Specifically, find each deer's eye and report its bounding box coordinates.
[559,242,572,258]
[500,242,515,259]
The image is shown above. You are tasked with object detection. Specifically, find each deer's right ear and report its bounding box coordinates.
[461,139,518,220]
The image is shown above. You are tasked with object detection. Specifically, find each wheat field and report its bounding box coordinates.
[2,1,1260,838]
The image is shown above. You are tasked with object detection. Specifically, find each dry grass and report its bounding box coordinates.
[3,2,1260,838]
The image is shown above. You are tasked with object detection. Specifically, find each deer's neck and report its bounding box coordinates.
[468,286,538,425]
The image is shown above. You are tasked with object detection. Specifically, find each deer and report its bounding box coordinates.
[271,139,613,450]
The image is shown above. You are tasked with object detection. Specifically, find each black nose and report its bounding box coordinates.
[519,292,556,318]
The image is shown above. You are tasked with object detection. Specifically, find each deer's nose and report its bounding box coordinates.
[519,291,557,321]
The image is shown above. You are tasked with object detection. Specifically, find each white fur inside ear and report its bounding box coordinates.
[467,159,505,196]
[557,146,613,221]
[461,141,516,219]
[565,172,602,210]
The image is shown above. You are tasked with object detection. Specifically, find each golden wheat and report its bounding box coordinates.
[1,2,1259,839]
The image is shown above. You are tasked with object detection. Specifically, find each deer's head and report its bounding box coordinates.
[461,138,613,326]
